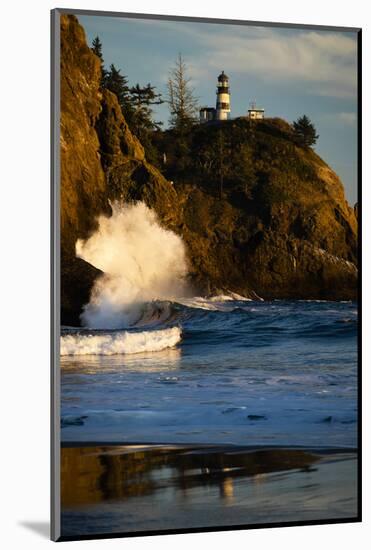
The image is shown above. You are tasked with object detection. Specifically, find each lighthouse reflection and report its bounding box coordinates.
[219,476,234,502]
[61,445,319,508]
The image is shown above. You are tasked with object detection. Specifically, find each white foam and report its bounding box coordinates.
[60,327,182,356]
[76,202,188,329]
[178,293,252,312]
[210,292,252,302]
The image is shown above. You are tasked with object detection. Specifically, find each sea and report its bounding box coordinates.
[61,297,358,449]
[60,297,358,537]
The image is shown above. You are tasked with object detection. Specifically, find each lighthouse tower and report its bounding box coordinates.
[216,71,231,121]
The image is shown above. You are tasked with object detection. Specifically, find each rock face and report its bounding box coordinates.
[59,15,358,325]
[60,15,109,252]
[156,118,358,300]
[96,89,182,230]
[60,15,109,324]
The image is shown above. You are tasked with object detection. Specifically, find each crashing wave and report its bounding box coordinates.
[208,292,253,302]
[75,202,188,329]
[60,327,182,356]
[177,292,254,312]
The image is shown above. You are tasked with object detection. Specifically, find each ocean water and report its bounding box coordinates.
[60,298,358,449]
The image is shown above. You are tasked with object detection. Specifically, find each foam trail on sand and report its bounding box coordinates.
[76,202,188,329]
[61,327,182,356]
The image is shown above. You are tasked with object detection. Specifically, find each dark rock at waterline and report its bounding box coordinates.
[59,15,358,326]
[61,256,102,327]
[61,415,88,427]
[247,414,267,421]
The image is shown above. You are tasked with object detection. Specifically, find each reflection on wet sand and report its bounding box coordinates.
[61,444,321,507]
[220,476,234,502]
[61,444,358,537]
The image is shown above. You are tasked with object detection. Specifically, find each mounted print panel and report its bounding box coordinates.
[51,8,361,542]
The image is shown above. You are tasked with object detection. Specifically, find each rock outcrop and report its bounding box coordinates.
[60,15,109,324]
[59,15,358,325]
[155,118,357,300]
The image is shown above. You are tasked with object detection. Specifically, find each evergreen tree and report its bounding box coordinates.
[129,83,164,164]
[129,83,163,134]
[193,128,255,198]
[91,36,103,60]
[167,54,198,131]
[293,115,319,147]
[105,64,134,123]
[91,36,107,85]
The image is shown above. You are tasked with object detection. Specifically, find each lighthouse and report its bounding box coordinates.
[199,71,232,123]
[216,71,231,121]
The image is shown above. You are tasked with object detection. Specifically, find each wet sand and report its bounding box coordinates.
[60,443,358,538]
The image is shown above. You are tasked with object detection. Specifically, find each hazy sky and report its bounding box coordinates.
[79,14,358,205]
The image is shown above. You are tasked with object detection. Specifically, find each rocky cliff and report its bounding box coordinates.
[60,15,358,325]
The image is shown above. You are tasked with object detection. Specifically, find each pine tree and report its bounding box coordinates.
[91,36,107,86]
[293,115,319,147]
[91,36,103,60]
[129,83,163,134]
[167,54,198,131]
[128,83,164,164]
[105,64,134,122]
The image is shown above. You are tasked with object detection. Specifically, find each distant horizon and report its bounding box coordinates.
[79,14,358,205]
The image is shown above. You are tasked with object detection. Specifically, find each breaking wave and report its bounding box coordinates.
[76,202,189,329]
[60,327,182,356]
[178,293,252,311]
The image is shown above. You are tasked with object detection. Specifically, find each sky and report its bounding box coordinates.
[79,14,358,205]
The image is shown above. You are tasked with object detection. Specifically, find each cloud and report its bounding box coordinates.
[180,26,358,99]
[321,111,357,126]
[80,15,358,99]
[338,112,357,125]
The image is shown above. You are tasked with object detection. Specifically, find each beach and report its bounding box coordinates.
[61,443,357,537]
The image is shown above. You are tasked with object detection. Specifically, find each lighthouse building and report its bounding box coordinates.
[216,71,231,120]
[247,100,265,120]
[200,71,231,123]
[199,72,265,124]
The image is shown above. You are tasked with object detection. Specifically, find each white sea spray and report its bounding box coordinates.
[75,202,188,329]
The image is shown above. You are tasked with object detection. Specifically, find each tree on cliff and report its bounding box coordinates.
[192,126,255,197]
[91,35,103,59]
[105,64,134,123]
[293,115,319,147]
[129,83,164,165]
[91,36,107,85]
[167,54,198,131]
[130,83,164,134]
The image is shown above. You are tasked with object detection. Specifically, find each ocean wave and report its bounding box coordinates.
[208,292,252,302]
[60,327,182,356]
[177,293,252,312]
[103,294,254,328]
[133,301,177,327]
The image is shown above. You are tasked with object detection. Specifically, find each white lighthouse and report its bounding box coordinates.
[215,71,231,121]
